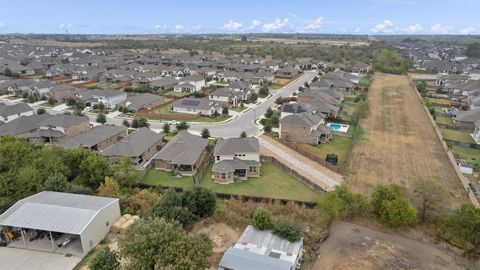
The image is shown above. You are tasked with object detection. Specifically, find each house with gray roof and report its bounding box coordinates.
[153,131,208,176]
[0,103,34,123]
[454,108,480,131]
[0,113,51,138]
[171,97,221,116]
[219,225,303,270]
[279,111,331,144]
[213,137,260,184]
[123,93,164,112]
[101,127,164,168]
[61,125,128,151]
[23,114,90,144]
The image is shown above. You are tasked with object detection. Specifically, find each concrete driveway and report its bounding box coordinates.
[0,247,82,270]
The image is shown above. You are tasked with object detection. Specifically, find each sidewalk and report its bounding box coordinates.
[258,135,343,191]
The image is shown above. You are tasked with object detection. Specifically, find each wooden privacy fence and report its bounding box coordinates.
[408,75,480,207]
[277,140,342,174]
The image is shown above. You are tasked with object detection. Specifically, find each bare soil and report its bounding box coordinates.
[346,73,467,207]
[308,221,467,270]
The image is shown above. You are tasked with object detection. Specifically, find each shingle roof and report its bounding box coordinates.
[0,103,33,118]
[101,127,163,158]
[61,125,127,149]
[0,114,51,136]
[153,131,207,165]
[214,137,259,156]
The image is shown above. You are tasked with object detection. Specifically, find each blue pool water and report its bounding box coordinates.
[329,123,342,131]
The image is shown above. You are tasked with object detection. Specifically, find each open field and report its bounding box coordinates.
[310,221,468,270]
[142,162,321,202]
[346,73,466,206]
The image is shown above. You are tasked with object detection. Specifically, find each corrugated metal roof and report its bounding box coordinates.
[0,191,118,235]
[219,247,292,270]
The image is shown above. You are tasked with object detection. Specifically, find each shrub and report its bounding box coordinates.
[252,207,274,230]
[272,218,302,242]
[182,187,217,218]
[90,247,120,270]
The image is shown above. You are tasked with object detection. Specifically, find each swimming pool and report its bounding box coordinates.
[327,123,349,133]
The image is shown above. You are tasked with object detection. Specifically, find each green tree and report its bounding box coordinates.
[373,48,410,74]
[96,113,107,125]
[240,131,247,138]
[137,118,150,128]
[176,121,190,131]
[75,152,110,189]
[252,207,274,230]
[182,187,217,218]
[442,203,480,255]
[201,128,210,139]
[316,185,368,224]
[163,123,171,134]
[412,179,447,222]
[112,157,141,186]
[131,118,139,128]
[259,86,269,97]
[122,119,130,127]
[37,108,46,115]
[42,172,69,192]
[90,247,120,270]
[47,96,56,105]
[379,198,417,228]
[264,107,274,118]
[3,67,13,77]
[370,184,405,217]
[263,125,272,133]
[222,107,229,116]
[120,218,212,270]
[249,92,258,103]
[272,219,302,242]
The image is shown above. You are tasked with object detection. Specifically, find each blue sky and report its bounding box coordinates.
[0,0,479,35]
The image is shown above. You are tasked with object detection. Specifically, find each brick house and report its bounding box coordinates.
[279,111,332,144]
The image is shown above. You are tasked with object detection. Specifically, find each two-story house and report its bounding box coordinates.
[279,111,332,144]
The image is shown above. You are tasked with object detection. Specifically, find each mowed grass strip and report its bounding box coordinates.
[142,162,321,202]
[440,128,475,144]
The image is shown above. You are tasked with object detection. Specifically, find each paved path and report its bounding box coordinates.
[258,135,343,191]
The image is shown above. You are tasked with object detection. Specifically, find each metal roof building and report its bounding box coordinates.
[0,191,120,254]
[219,225,303,270]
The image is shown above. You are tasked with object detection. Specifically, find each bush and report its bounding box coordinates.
[379,198,417,228]
[272,219,302,242]
[264,125,272,133]
[90,247,120,270]
[37,108,46,115]
[316,185,369,225]
[182,187,217,218]
[373,48,410,74]
[252,208,274,230]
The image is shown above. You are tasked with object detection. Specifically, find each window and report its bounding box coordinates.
[216,156,220,161]
[221,173,226,179]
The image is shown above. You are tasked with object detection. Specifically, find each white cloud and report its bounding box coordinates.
[353,27,361,33]
[245,20,262,31]
[59,23,73,29]
[0,22,6,29]
[262,18,290,32]
[175,24,185,30]
[223,20,243,31]
[154,24,167,30]
[460,26,476,35]
[430,24,453,34]
[304,17,324,31]
[403,23,423,33]
[371,19,396,33]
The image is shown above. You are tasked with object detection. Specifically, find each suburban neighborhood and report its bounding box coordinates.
[0,1,480,270]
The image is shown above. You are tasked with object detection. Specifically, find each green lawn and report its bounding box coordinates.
[161,90,190,97]
[296,135,352,168]
[435,116,454,126]
[231,106,247,112]
[450,145,480,167]
[142,162,321,202]
[440,128,475,144]
[427,98,451,107]
[153,105,231,122]
[433,106,445,113]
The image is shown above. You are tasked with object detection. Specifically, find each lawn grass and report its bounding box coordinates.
[440,128,475,144]
[153,105,231,122]
[296,135,352,168]
[231,106,247,112]
[161,90,190,97]
[433,106,445,113]
[427,97,451,107]
[142,162,321,202]
[450,145,480,167]
[435,116,454,126]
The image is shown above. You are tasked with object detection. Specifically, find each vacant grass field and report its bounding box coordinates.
[142,162,320,202]
[346,73,466,206]
[435,116,454,126]
[440,128,475,144]
[296,135,352,168]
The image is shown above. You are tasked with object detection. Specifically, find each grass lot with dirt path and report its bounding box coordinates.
[142,162,321,202]
[346,73,466,207]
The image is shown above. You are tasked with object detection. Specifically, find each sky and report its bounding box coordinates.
[0,0,479,35]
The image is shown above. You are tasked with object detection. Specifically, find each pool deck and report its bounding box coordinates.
[327,122,349,133]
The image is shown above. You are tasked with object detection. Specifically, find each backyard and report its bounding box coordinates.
[440,128,475,144]
[296,135,353,168]
[435,115,454,126]
[142,162,321,202]
[450,145,480,167]
[151,104,231,122]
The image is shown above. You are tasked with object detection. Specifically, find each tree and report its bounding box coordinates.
[373,48,410,74]
[176,121,190,131]
[120,218,212,270]
[97,102,106,112]
[316,185,368,224]
[370,184,405,217]
[42,172,69,192]
[222,106,229,116]
[112,157,141,186]
[96,113,107,125]
[37,108,46,115]
[252,208,273,230]
[270,114,279,126]
[249,92,258,103]
[240,131,247,138]
[122,119,130,127]
[162,123,171,133]
[123,189,162,217]
[75,152,110,189]
[97,176,122,198]
[259,86,269,97]
[131,118,139,128]
[442,203,480,255]
[90,247,120,270]
[3,67,13,77]
[201,128,210,139]
[275,97,284,105]
[47,96,56,105]
[272,219,302,242]
[182,187,217,218]
[263,125,272,133]
[379,198,417,228]
[466,42,480,58]
[265,107,274,118]
[137,118,149,128]
[412,179,447,222]
[66,97,77,106]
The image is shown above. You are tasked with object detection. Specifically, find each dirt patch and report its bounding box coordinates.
[309,221,466,270]
[346,73,467,207]
[192,222,241,253]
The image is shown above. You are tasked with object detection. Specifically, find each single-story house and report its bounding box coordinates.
[171,98,221,116]
[0,103,34,123]
[61,125,128,151]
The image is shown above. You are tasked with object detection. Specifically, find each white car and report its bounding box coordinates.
[168,120,177,125]
[82,107,92,113]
